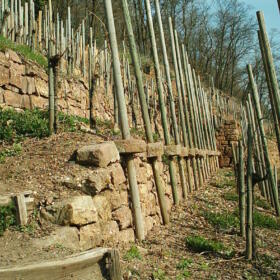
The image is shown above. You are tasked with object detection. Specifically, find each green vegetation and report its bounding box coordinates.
[152,268,167,280]
[203,211,239,230]
[0,143,22,163]
[0,35,47,69]
[253,211,280,230]
[186,235,225,254]
[123,245,142,261]
[176,258,193,279]
[0,108,89,143]
[255,198,271,210]
[213,178,236,189]
[223,192,238,202]
[130,127,145,138]
[0,202,16,236]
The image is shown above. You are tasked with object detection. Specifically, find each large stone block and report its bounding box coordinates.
[112,206,132,230]
[30,95,48,109]
[3,90,22,108]
[147,142,164,158]
[83,168,112,195]
[79,222,102,250]
[92,195,111,222]
[57,196,98,226]
[103,190,129,211]
[110,164,126,186]
[33,227,80,250]
[76,142,120,167]
[117,228,135,243]
[101,221,119,242]
[114,139,146,154]
[35,77,48,97]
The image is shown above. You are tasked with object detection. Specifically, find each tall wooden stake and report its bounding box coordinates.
[104,0,145,240]
[247,64,280,216]
[121,0,169,223]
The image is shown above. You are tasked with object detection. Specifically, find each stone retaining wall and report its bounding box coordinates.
[216,119,241,168]
[0,49,113,121]
[36,142,181,250]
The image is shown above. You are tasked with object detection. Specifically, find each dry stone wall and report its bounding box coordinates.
[0,49,113,121]
[36,142,179,251]
[216,119,241,168]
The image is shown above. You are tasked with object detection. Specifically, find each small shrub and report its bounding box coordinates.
[0,203,16,236]
[203,211,239,230]
[123,245,142,261]
[253,211,280,230]
[255,198,271,210]
[176,258,193,270]
[186,235,225,254]
[0,143,22,163]
[0,108,89,143]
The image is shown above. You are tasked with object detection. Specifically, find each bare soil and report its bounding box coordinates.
[120,169,280,280]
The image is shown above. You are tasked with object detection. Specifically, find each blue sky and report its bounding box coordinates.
[243,0,279,33]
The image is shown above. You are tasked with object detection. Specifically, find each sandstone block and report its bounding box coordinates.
[164,145,181,156]
[112,206,132,230]
[92,195,111,221]
[79,222,102,250]
[117,228,135,243]
[110,164,126,186]
[35,77,48,97]
[0,66,10,86]
[57,196,98,226]
[114,139,146,154]
[83,168,112,195]
[144,216,155,235]
[180,147,189,157]
[101,221,119,242]
[147,142,164,158]
[3,90,22,108]
[6,50,22,63]
[30,95,48,109]
[76,142,120,167]
[33,227,80,250]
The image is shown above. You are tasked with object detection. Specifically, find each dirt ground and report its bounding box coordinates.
[0,132,279,279]
[120,169,280,280]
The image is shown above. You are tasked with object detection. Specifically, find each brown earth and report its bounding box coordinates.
[120,168,280,280]
[0,129,279,279]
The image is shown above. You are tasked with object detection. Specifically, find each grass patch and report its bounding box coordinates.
[255,198,271,210]
[123,245,142,261]
[223,192,238,202]
[152,269,167,280]
[0,35,47,69]
[0,202,16,236]
[203,211,239,230]
[186,235,225,254]
[253,211,280,230]
[213,178,236,189]
[0,108,89,143]
[176,258,193,279]
[0,143,22,163]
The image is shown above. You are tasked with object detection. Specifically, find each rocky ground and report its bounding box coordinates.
[120,169,280,280]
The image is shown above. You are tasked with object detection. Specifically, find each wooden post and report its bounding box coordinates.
[104,0,145,240]
[155,0,193,196]
[247,64,280,216]
[257,11,280,134]
[257,30,280,158]
[238,140,246,237]
[246,124,253,260]
[48,40,55,135]
[145,0,188,200]
[120,0,170,224]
